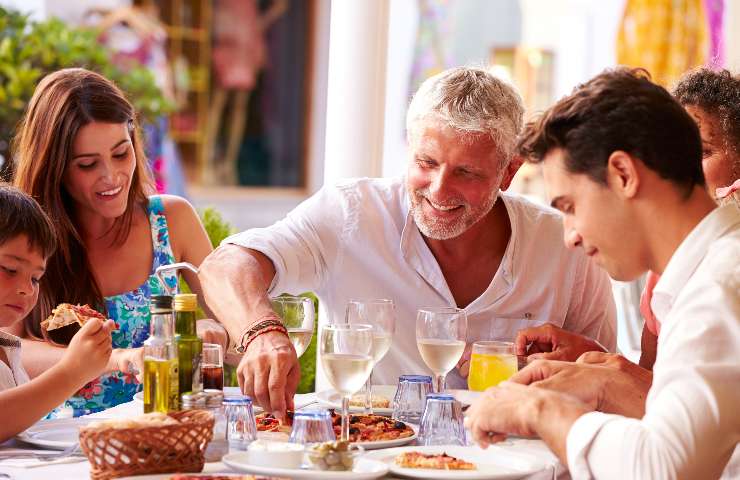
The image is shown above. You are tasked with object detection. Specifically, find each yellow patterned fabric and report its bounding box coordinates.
[617,0,708,87]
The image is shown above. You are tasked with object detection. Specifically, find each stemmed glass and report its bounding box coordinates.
[320,323,374,441]
[416,307,467,392]
[345,299,396,414]
[271,296,315,358]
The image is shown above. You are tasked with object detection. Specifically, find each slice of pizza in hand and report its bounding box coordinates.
[395,451,476,470]
[41,303,107,345]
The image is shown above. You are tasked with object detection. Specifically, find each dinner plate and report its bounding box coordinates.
[363,444,551,479]
[16,417,110,450]
[316,384,396,416]
[222,451,389,479]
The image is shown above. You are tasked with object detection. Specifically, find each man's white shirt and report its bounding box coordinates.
[226,177,616,388]
[567,204,740,479]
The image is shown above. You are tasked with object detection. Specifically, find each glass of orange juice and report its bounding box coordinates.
[467,341,518,391]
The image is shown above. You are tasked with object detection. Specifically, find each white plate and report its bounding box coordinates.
[316,385,396,416]
[133,387,263,413]
[222,451,389,479]
[364,444,551,479]
[16,417,111,450]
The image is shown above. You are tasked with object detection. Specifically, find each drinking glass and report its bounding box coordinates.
[467,341,518,391]
[345,299,396,414]
[392,375,432,424]
[202,343,224,390]
[224,396,257,449]
[417,393,466,446]
[320,323,374,441]
[288,409,337,445]
[271,295,315,358]
[416,307,467,392]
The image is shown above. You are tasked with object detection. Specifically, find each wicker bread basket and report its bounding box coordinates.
[79,410,215,480]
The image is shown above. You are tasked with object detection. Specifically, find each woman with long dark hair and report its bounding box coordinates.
[10,68,222,414]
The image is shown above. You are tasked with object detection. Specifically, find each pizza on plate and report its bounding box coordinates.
[255,410,414,443]
[395,451,476,470]
[349,393,391,408]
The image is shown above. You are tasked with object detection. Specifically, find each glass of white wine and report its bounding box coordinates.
[320,323,374,441]
[271,296,315,358]
[345,299,396,414]
[416,307,467,393]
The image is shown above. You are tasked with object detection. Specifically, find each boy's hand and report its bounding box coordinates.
[108,348,145,383]
[61,319,115,383]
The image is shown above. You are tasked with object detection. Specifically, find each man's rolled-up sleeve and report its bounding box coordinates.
[223,184,350,295]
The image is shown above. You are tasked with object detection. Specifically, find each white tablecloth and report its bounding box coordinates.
[0,390,568,480]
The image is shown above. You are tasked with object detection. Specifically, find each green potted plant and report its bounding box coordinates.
[0,7,171,177]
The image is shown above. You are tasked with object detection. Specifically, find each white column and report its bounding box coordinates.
[323,0,390,184]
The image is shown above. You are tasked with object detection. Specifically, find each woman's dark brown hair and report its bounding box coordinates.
[12,68,155,338]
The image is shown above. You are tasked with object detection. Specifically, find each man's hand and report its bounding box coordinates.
[237,330,301,421]
[510,353,652,418]
[515,323,605,362]
[464,382,589,463]
[197,318,230,352]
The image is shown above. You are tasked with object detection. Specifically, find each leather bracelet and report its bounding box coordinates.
[235,317,288,353]
[241,325,289,354]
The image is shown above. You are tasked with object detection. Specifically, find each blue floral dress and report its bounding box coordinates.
[62,196,179,416]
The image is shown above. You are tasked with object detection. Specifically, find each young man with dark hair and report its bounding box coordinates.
[465,68,739,479]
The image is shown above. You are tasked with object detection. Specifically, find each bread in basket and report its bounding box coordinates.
[79,410,215,480]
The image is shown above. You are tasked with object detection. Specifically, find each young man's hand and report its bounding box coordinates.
[61,319,115,383]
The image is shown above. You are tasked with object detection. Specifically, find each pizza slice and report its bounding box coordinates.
[395,451,476,470]
[41,303,107,344]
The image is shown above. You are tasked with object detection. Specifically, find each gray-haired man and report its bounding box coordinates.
[198,67,617,419]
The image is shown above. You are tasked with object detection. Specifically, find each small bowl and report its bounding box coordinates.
[305,441,364,471]
[246,440,304,469]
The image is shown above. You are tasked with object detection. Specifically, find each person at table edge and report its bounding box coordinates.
[464,67,740,479]
[197,66,617,418]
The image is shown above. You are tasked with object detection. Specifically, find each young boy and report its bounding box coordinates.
[0,184,115,442]
[464,68,739,478]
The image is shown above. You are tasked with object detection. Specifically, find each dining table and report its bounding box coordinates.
[0,388,569,480]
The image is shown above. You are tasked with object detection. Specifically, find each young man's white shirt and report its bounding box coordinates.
[226,177,617,388]
[567,204,740,479]
[0,330,30,391]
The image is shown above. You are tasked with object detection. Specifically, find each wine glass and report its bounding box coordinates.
[271,295,315,357]
[320,323,374,441]
[416,307,467,392]
[345,299,396,414]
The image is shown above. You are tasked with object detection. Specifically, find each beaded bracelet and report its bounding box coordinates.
[235,317,288,353]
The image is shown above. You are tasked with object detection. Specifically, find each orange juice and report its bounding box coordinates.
[467,352,517,391]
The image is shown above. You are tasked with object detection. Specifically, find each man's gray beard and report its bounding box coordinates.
[410,189,499,240]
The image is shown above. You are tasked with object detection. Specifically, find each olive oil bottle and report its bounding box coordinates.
[143,295,179,413]
[174,293,203,397]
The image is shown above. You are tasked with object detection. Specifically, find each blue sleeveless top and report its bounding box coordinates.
[62,196,179,415]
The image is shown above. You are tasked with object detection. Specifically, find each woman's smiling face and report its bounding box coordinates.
[62,122,136,220]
